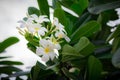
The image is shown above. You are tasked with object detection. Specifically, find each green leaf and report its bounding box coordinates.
[54,8,67,27]
[71,0,89,15]
[71,21,101,43]
[0,66,22,74]
[74,37,95,56]
[87,56,102,80]
[62,44,84,62]
[73,12,92,31]
[25,32,39,47]
[30,62,54,80]
[112,48,120,68]
[112,37,120,53]
[88,0,120,14]
[0,61,23,65]
[27,42,36,53]
[28,7,40,16]
[36,61,47,70]
[0,37,19,53]
[37,0,49,17]
[0,56,11,59]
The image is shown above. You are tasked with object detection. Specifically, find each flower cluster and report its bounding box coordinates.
[107,8,120,27]
[18,14,70,62]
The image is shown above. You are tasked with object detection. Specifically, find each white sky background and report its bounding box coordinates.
[0,0,42,71]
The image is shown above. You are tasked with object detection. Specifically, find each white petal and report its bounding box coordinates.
[36,47,44,55]
[65,36,71,42]
[107,19,120,27]
[31,14,38,20]
[49,52,56,60]
[107,21,116,27]
[18,20,26,28]
[55,44,61,50]
[40,39,48,47]
[41,55,49,62]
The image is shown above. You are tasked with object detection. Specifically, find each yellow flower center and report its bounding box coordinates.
[58,34,63,38]
[44,47,50,54]
[35,27,40,31]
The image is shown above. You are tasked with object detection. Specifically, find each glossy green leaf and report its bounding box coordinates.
[25,32,39,47]
[73,12,92,31]
[0,61,23,65]
[27,42,36,53]
[37,0,49,17]
[87,56,102,80]
[74,37,95,56]
[28,7,40,16]
[30,62,54,80]
[88,0,120,14]
[71,0,89,15]
[0,56,11,59]
[71,21,101,43]
[62,44,84,62]
[0,37,19,53]
[112,48,120,68]
[54,8,67,27]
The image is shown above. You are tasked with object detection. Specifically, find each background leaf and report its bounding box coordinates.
[71,21,101,43]
[112,48,120,68]
[0,37,19,53]
[28,7,40,16]
[37,0,49,17]
[87,56,102,80]
[88,0,120,14]
[74,37,95,56]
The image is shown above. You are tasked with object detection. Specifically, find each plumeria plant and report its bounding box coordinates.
[17,0,120,80]
[18,14,70,63]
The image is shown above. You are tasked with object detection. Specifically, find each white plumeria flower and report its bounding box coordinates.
[55,31,70,42]
[27,23,48,36]
[115,8,120,17]
[36,39,58,62]
[107,19,120,27]
[31,14,49,23]
[107,8,120,27]
[53,17,66,32]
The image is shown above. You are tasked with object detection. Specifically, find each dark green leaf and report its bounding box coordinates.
[0,37,19,53]
[88,0,120,14]
[30,62,54,80]
[0,61,23,65]
[71,0,89,15]
[37,0,49,17]
[112,48,120,68]
[73,12,92,31]
[71,21,101,43]
[0,56,12,59]
[0,66,22,74]
[87,56,102,80]
[74,37,95,56]
[28,7,40,16]
[62,44,84,62]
